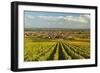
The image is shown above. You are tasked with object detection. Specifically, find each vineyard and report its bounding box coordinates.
[24,38,90,61]
[24,29,90,61]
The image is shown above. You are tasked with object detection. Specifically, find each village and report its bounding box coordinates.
[24,30,90,41]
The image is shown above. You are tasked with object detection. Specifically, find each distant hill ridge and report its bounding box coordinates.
[24,28,90,31]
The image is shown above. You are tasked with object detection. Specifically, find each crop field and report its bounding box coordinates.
[24,29,90,62]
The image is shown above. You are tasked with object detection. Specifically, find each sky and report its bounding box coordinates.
[24,11,90,29]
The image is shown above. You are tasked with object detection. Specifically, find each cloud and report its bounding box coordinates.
[80,14,90,19]
[37,16,64,21]
[64,15,90,24]
[38,16,57,21]
[25,15,35,19]
[25,14,90,24]
[25,14,90,29]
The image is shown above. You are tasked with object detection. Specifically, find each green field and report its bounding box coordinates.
[24,30,90,62]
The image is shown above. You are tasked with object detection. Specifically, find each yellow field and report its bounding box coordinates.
[24,31,90,62]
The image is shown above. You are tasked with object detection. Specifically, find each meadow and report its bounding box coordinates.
[24,29,90,61]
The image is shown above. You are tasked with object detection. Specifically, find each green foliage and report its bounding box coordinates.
[24,31,90,61]
[54,43,59,60]
[62,43,85,59]
[61,43,72,60]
